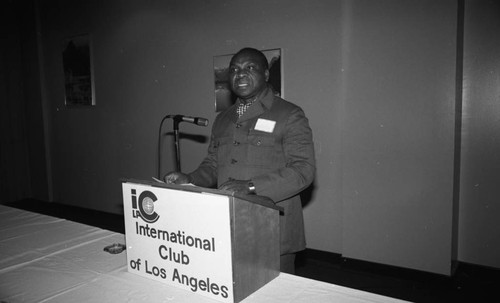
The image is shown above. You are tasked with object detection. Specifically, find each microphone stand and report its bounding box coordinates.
[157,115,185,179]
[158,114,208,179]
[172,115,183,172]
[158,115,171,179]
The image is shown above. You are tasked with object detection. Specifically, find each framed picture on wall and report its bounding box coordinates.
[62,34,95,106]
[213,48,282,112]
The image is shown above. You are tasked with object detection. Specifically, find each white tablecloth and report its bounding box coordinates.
[0,205,409,303]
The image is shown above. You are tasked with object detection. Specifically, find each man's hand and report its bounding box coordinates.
[218,179,253,194]
[164,172,191,184]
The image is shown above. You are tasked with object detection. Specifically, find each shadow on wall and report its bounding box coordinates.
[164,132,209,144]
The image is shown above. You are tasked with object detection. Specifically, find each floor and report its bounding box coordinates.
[4,199,499,302]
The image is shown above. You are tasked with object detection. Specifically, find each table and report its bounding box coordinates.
[0,205,409,302]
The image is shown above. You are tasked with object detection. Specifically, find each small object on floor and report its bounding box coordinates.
[103,243,126,254]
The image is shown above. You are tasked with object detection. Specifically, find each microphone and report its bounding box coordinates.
[169,115,209,127]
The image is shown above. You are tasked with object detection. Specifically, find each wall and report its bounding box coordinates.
[1,1,31,202]
[340,0,459,274]
[38,0,343,251]
[1,0,49,203]
[33,0,500,272]
[459,0,500,269]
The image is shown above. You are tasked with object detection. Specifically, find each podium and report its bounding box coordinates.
[122,179,282,303]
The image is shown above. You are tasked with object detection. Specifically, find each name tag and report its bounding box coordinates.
[254,118,276,133]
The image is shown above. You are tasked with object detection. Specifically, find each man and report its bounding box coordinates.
[165,47,315,273]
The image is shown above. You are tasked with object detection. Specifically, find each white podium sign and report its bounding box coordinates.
[122,182,234,302]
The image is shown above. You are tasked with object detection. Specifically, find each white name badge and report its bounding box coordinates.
[254,118,276,133]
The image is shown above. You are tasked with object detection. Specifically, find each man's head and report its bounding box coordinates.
[228,48,269,102]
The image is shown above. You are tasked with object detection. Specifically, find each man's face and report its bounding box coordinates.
[228,51,269,101]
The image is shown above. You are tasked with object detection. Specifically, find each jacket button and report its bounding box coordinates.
[236,123,242,128]
[233,141,240,146]
[231,159,238,164]
[257,140,261,146]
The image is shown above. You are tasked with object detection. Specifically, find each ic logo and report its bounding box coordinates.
[131,189,159,223]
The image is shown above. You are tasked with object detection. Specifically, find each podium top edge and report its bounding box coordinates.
[121,178,283,212]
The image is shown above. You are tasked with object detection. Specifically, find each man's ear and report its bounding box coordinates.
[265,69,270,82]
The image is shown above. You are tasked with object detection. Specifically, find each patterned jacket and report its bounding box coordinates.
[189,86,316,254]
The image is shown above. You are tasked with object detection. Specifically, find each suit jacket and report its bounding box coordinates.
[189,86,316,254]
